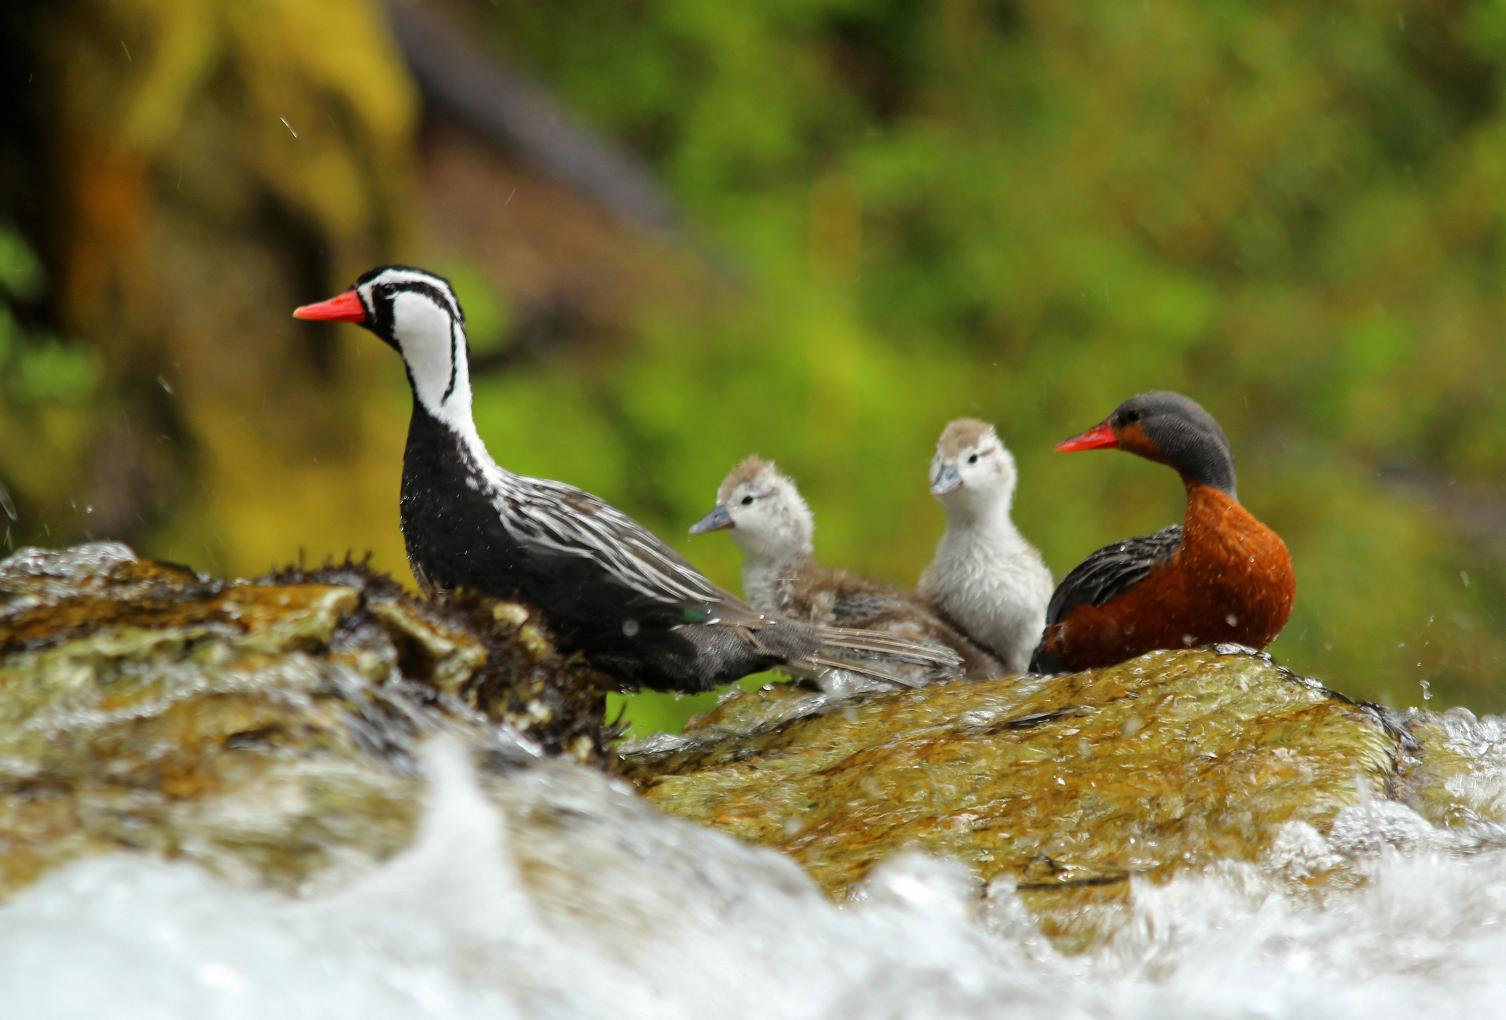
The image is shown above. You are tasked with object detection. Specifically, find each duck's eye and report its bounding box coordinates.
[967,453,979,464]
[740,495,754,506]
[1118,409,1141,426]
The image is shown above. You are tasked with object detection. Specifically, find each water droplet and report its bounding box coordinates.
[1225,614,1238,627]
[157,375,174,395]
[622,619,639,637]
[1461,571,1471,588]
[279,116,299,140]
[1419,679,1432,702]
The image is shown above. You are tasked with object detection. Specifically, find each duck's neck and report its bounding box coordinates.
[411,359,510,484]
[940,498,1024,550]
[1181,480,1250,540]
[1168,439,1237,498]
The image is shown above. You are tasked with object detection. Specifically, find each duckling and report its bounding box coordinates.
[691,456,1001,683]
[919,419,1053,674]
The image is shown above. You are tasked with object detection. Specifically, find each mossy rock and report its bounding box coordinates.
[0,543,608,898]
[623,647,1411,948]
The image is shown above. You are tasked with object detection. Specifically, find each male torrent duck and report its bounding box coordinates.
[918,419,1053,675]
[690,456,1002,682]
[1029,391,1295,674]
[293,266,961,693]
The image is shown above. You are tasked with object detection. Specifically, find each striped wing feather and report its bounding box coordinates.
[501,475,766,628]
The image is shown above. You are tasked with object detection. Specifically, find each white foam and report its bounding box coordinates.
[5,723,1506,1019]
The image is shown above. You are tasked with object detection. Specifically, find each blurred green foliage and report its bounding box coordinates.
[9,0,1506,737]
[455,0,1506,733]
[0,227,99,406]
[0,229,45,296]
[3,0,418,577]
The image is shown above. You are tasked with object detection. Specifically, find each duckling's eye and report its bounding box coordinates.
[967,453,979,464]
[740,495,754,506]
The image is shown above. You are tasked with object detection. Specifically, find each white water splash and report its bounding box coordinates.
[3,722,1506,1019]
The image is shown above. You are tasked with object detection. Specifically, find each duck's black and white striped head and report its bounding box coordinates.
[295,265,472,428]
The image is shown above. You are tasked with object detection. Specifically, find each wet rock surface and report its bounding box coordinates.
[623,648,1410,945]
[0,543,609,898]
[2,543,1495,959]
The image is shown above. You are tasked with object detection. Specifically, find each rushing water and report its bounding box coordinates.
[3,715,1506,1020]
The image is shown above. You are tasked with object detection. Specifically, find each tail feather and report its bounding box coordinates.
[812,625,964,671]
[800,654,924,689]
[746,618,963,689]
[776,624,964,689]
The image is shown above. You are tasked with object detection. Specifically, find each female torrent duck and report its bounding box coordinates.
[1029,391,1295,674]
[293,266,961,693]
[918,419,1054,675]
[690,456,1002,682]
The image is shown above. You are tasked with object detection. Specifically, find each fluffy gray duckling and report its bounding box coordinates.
[690,456,1001,686]
[918,419,1053,674]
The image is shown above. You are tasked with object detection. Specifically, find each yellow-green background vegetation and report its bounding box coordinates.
[2,0,1503,734]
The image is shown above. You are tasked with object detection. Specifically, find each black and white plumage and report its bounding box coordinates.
[295,265,961,692]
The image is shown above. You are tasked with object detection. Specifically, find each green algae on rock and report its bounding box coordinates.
[623,648,1407,946]
[0,543,610,898]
